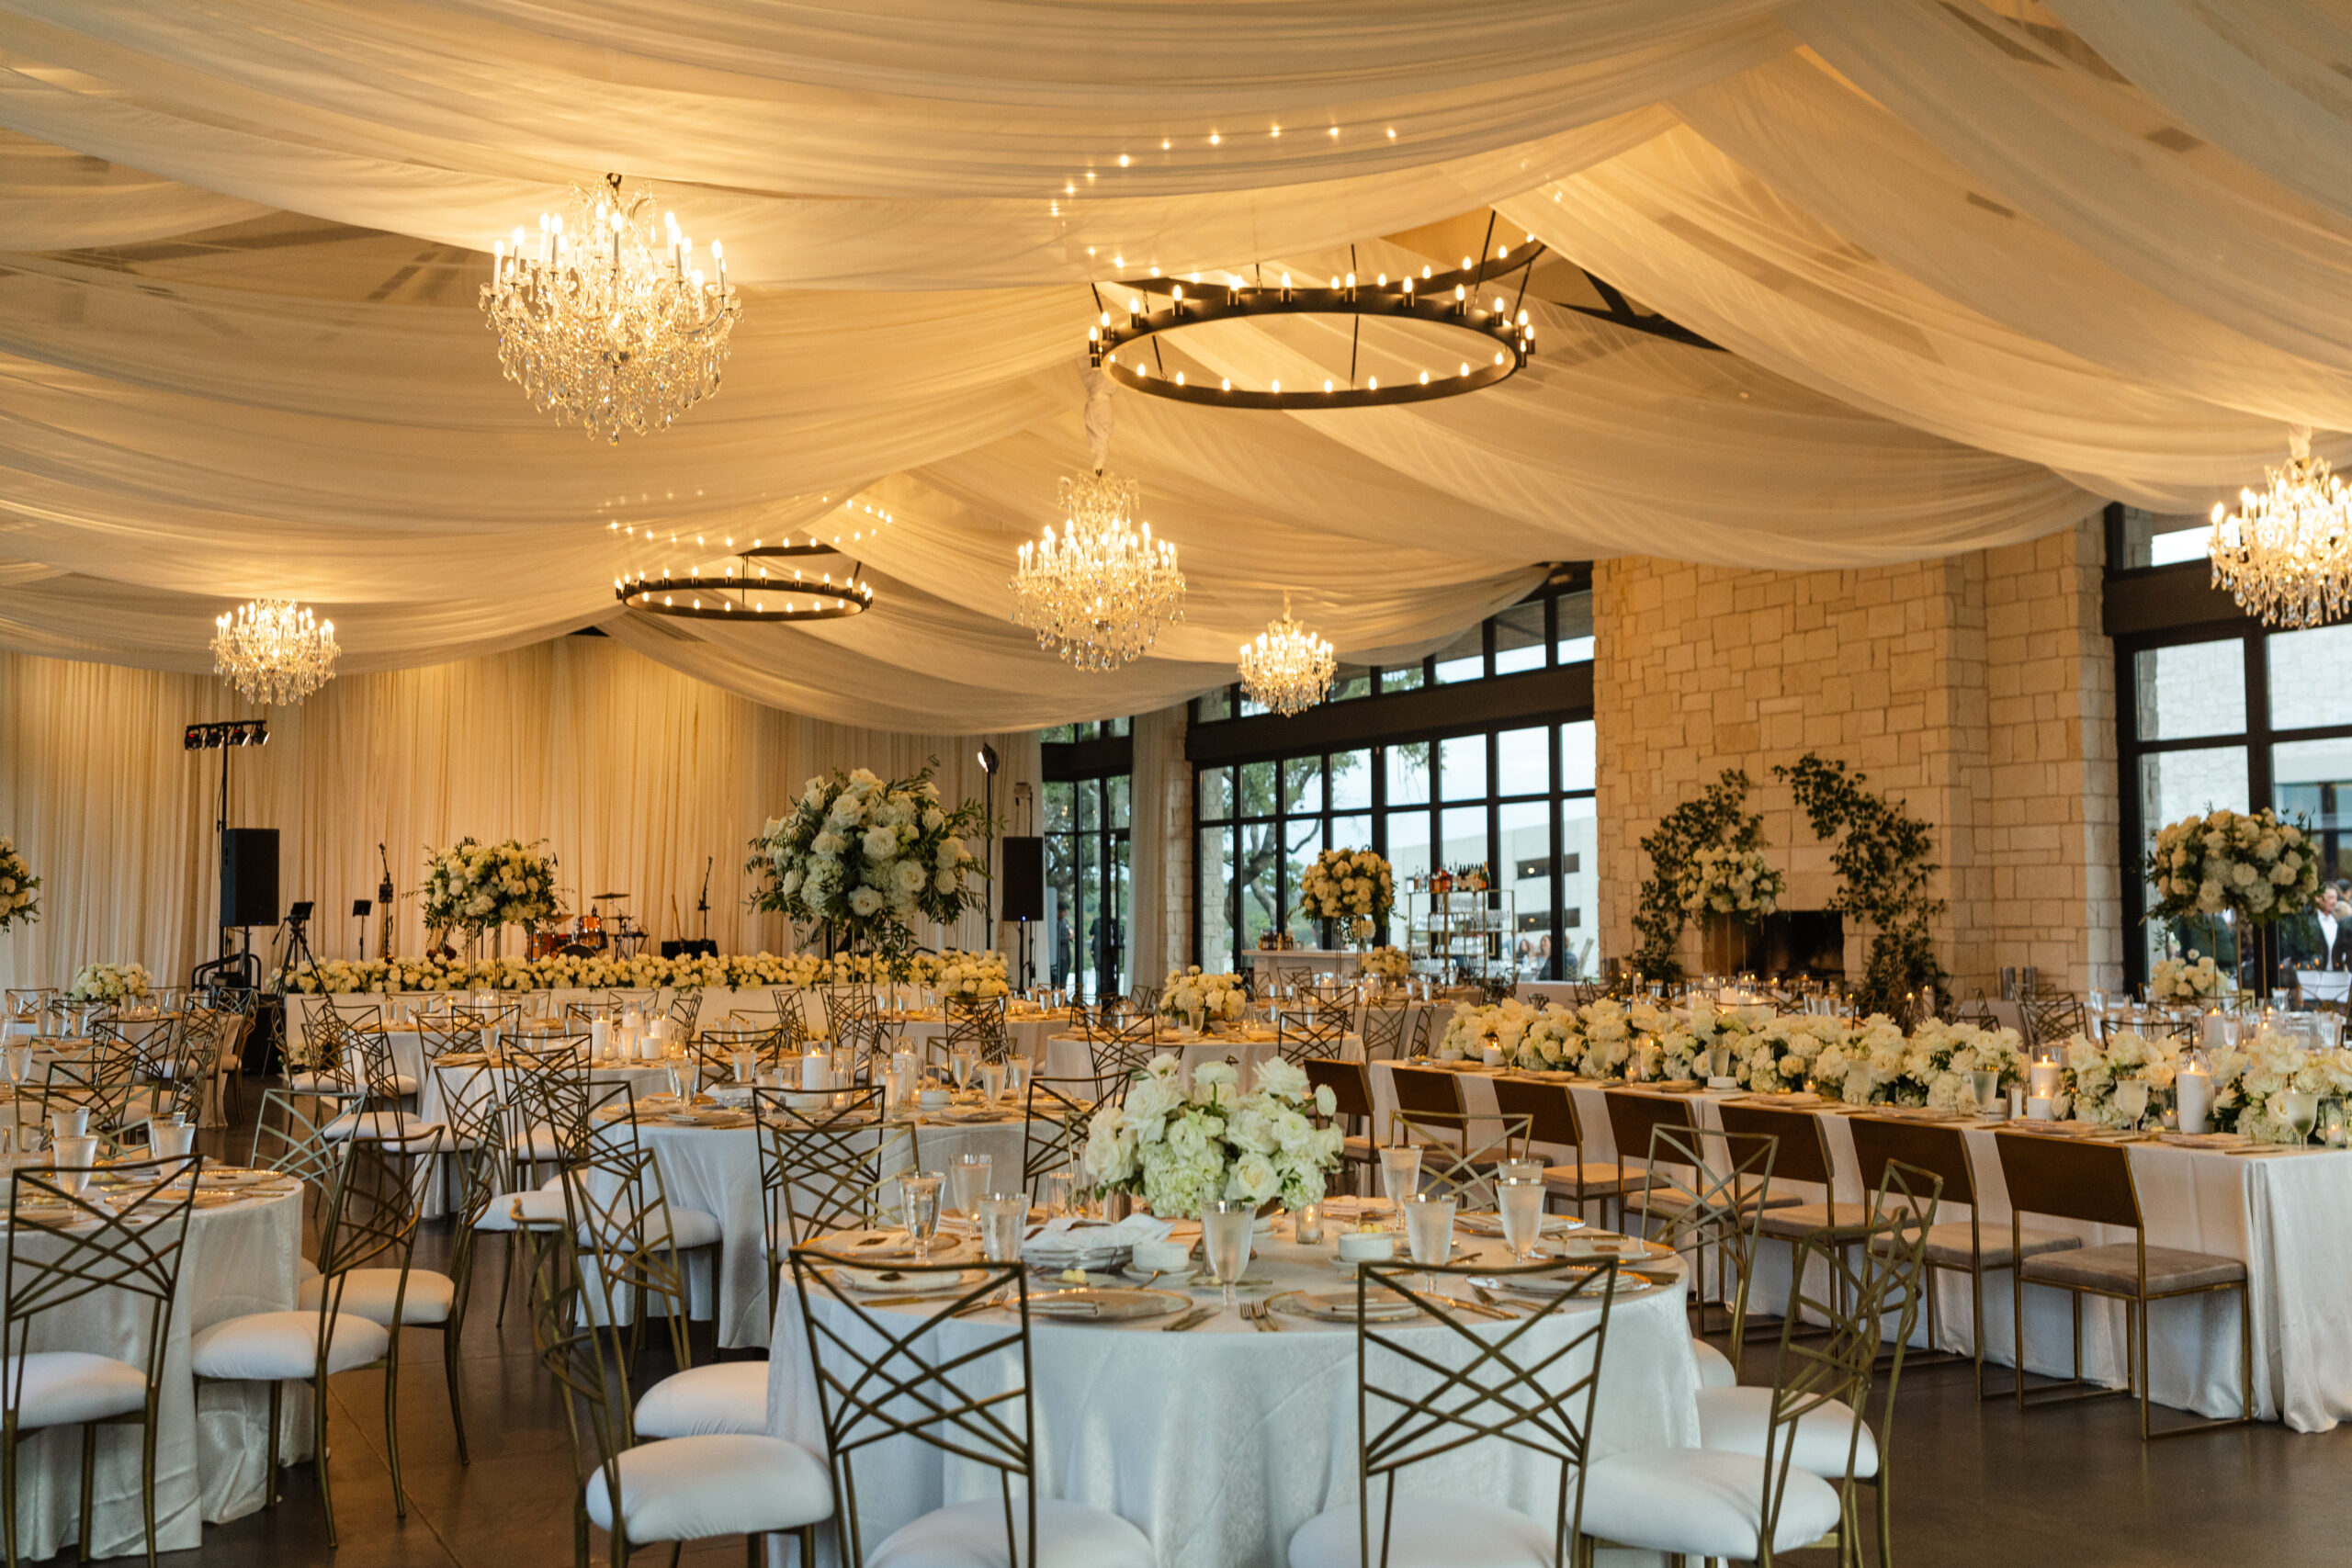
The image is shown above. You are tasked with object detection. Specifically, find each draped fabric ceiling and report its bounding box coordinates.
[0,0,2342,728]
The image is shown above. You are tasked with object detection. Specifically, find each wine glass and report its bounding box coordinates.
[2113,1077,2150,1132]
[899,1172,944,1264]
[2275,1089,2319,1146]
[1497,1175,1545,1263]
[1970,1069,2000,1116]
[1202,1200,1255,1314]
[1402,1192,1458,1295]
[950,1152,993,1217]
[1378,1145,1422,1227]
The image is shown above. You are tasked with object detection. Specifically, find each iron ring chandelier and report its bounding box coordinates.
[616,539,873,622]
[1087,243,1544,411]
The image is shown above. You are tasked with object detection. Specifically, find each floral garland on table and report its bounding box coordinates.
[1295,848,1394,943]
[420,838,564,941]
[937,951,1010,999]
[1080,1055,1343,1219]
[0,836,40,931]
[68,962,151,1001]
[1159,966,1245,1024]
[2148,952,2227,1003]
[273,948,1003,996]
[1681,844,1784,922]
[747,764,989,975]
[1362,946,1411,984]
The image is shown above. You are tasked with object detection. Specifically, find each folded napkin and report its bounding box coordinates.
[1024,1213,1174,1247]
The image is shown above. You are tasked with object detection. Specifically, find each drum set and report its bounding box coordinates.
[526,893,649,961]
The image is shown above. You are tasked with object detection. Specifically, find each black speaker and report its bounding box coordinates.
[220,828,280,929]
[1000,836,1045,922]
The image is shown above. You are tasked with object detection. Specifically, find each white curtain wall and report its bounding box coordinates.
[0,639,1042,990]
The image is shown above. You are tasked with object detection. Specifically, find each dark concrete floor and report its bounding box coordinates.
[64,1081,2352,1567]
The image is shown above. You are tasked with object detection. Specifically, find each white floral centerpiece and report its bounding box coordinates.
[2209,1029,2352,1143]
[1159,966,1245,1028]
[938,951,1011,999]
[1881,1018,2025,1110]
[67,962,151,1002]
[1295,848,1394,945]
[0,835,40,932]
[2059,1029,2183,1127]
[1730,1015,1865,1094]
[1363,945,1411,985]
[2148,952,2226,1003]
[420,837,564,945]
[748,764,989,975]
[1680,844,1784,921]
[1797,1014,1913,1106]
[1081,1055,1344,1218]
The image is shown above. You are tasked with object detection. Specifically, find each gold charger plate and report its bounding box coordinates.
[1269,1287,1420,1323]
[1027,1286,1191,1322]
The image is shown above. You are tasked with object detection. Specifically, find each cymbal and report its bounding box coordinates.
[593,892,629,901]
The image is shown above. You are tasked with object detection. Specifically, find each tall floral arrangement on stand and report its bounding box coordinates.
[747,763,989,976]
[1159,967,1245,1027]
[1080,1055,1343,1217]
[936,952,1011,999]
[1295,848,1393,946]
[0,836,39,931]
[419,838,563,947]
[2148,952,2227,1004]
[2143,807,2320,998]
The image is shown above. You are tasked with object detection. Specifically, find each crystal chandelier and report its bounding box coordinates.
[1238,592,1336,715]
[2210,425,2352,628]
[481,174,741,444]
[210,599,340,705]
[1010,470,1185,671]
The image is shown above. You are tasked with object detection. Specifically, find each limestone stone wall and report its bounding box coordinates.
[1593,513,2120,998]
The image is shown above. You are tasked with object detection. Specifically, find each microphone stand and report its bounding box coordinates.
[377,841,396,960]
[697,856,714,952]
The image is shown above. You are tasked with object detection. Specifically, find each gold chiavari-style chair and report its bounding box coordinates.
[664,989,704,1039]
[128,1008,218,1134]
[1358,1002,1408,1061]
[944,994,1009,1064]
[1718,1101,1860,1337]
[691,1022,792,1090]
[0,1152,201,1568]
[1275,1008,1351,1065]
[604,988,660,1017]
[450,1001,518,1046]
[754,1084,913,1286]
[1994,1131,2253,1439]
[788,1253,1152,1568]
[320,1024,440,1149]
[2020,993,2086,1053]
[418,1013,487,1063]
[529,1229,830,1568]
[1085,1011,1159,1083]
[193,1131,443,1542]
[1404,1006,1438,1057]
[1285,1254,1623,1568]
[1020,1075,1105,1200]
[1623,1123,1781,1368]
[1385,1109,1532,1213]
[414,1056,519,1450]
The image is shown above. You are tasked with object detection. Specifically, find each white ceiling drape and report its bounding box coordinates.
[0,1,2337,727]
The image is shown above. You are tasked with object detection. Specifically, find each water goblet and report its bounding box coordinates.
[1497,1175,1546,1263]
[1378,1145,1422,1227]
[1970,1069,2001,1116]
[1202,1200,1256,1314]
[1402,1192,1458,1294]
[950,1152,993,1217]
[731,1050,756,1086]
[51,1135,98,1196]
[979,1062,1006,1102]
[1004,1056,1032,1100]
[950,1049,978,1093]
[899,1172,944,1264]
[2113,1077,2150,1132]
[49,1108,88,1143]
[2275,1089,2319,1146]
[1037,1168,1076,1217]
[977,1193,1028,1263]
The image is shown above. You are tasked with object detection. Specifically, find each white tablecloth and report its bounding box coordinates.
[768,1215,1699,1568]
[616,1114,1035,1349]
[1370,1063,2352,1431]
[14,1180,301,1561]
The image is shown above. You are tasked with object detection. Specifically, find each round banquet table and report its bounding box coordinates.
[767,1215,1699,1568]
[588,1106,1038,1349]
[10,1173,302,1562]
[1040,1030,1363,1087]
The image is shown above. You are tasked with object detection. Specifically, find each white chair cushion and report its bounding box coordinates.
[1580,1448,1844,1561]
[582,1434,831,1541]
[287,1072,356,1095]
[1290,1497,1555,1568]
[299,1267,457,1327]
[5,1352,148,1427]
[510,1123,566,1161]
[870,1498,1153,1568]
[191,1310,390,1381]
[620,1205,723,1253]
[1695,1384,1879,1479]
[1692,1337,1738,1390]
[634,1362,769,1438]
[322,1110,443,1147]
[478,1183,570,1233]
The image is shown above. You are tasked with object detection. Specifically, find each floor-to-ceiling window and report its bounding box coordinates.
[1040,720,1132,1000]
[2111,508,2352,987]
[1190,570,1597,979]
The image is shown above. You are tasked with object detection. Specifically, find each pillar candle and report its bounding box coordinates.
[2177,1067,2212,1135]
[2030,1062,2061,1100]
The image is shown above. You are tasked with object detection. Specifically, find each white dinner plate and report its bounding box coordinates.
[1028,1287,1190,1322]
[805,1228,970,1265]
[1270,1287,1419,1323]
[1554,1234,1674,1263]
[1454,1212,1586,1238]
[836,1265,990,1295]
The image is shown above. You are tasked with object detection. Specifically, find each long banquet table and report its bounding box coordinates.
[1369,1060,2352,1431]
[767,1213,1699,1568]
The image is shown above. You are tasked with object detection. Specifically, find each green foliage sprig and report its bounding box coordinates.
[1774,753,1945,1017]
[1633,769,1760,981]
